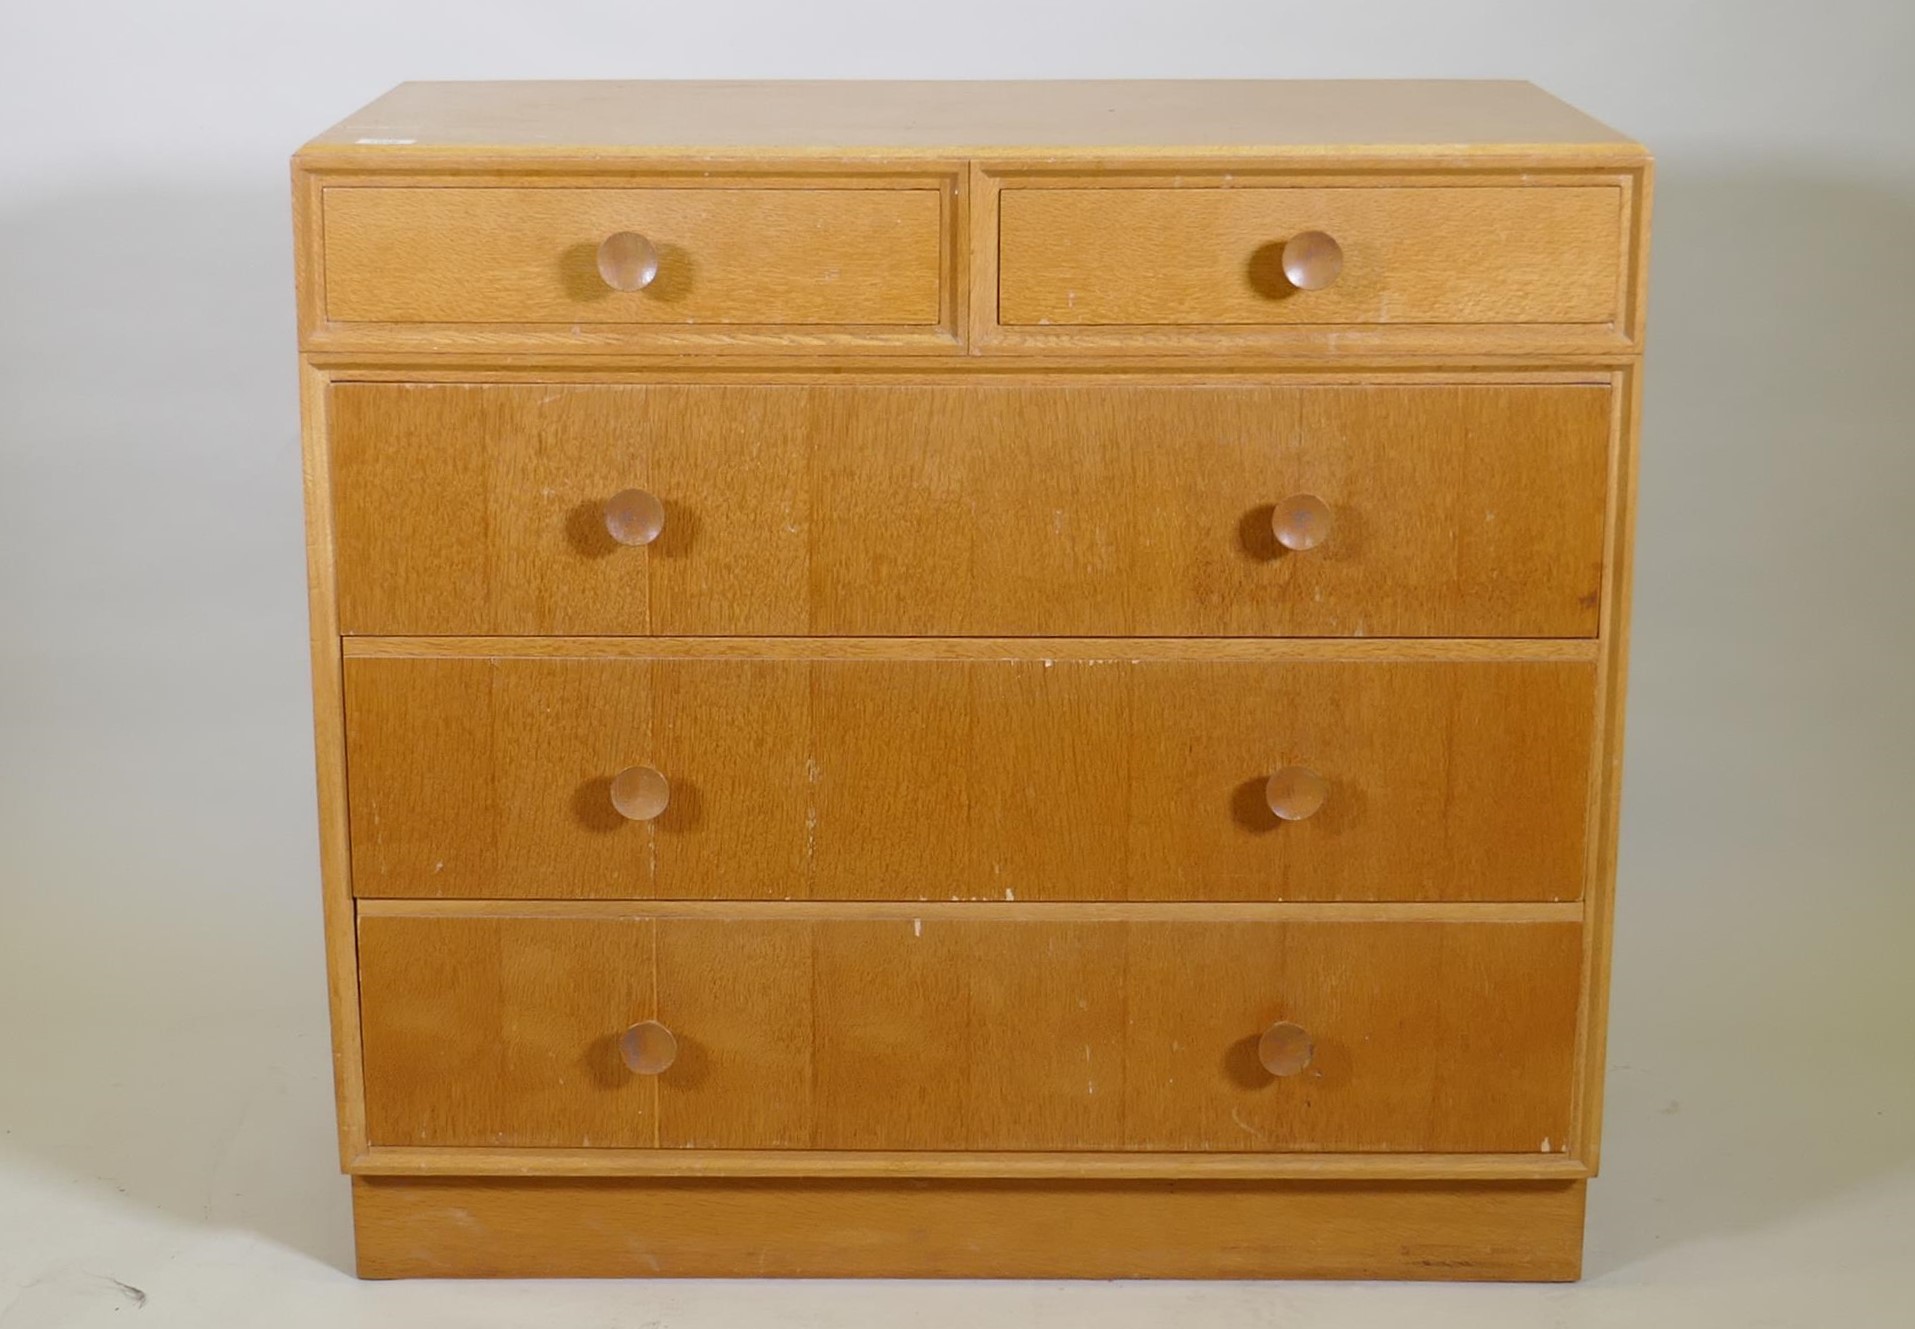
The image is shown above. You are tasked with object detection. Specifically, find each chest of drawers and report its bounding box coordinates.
[293,79,1650,1281]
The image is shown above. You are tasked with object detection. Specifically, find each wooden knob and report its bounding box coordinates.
[1281,231,1343,290]
[618,1020,677,1075]
[605,489,665,546]
[597,232,660,292]
[1258,1021,1315,1077]
[610,765,670,821]
[1271,494,1333,552]
[1265,766,1328,821]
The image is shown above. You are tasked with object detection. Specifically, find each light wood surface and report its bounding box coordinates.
[316,363,1620,383]
[323,186,944,326]
[295,362,366,1164]
[974,167,1645,359]
[1576,358,1650,1171]
[354,1176,1585,1280]
[343,655,1592,901]
[356,899,1582,923]
[342,635,1600,663]
[301,80,1638,159]
[357,914,1580,1153]
[999,184,1621,328]
[329,382,1609,638]
[350,1144,1587,1181]
[295,86,1648,358]
[294,79,1647,1280]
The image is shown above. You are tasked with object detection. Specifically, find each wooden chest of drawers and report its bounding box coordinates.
[293,80,1650,1281]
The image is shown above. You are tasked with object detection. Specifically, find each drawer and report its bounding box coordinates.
[320,186,944,326]
[343,655,1594,902]
[997,183,1625,329]
[330,382,1610,637]
[357,913,1582,1153]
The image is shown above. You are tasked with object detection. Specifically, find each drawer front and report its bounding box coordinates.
[321,187,944,326]
[998,184,1624,328]
[331,383,1609,637]
[344,656,1593,902]
[358,914,1581,1153]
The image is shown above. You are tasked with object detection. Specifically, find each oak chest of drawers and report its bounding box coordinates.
[293,79,1650,1281]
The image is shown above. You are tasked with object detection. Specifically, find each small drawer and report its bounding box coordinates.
[320,185,945,326]
[329,382,1610,638]
[997,182,1624,330]
[342,655,1594,903]
[357,913,1582,1153]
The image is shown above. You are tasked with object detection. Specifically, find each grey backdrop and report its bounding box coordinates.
[2,0,1910,1298]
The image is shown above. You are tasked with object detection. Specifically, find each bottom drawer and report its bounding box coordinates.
[358,912,1581,1155]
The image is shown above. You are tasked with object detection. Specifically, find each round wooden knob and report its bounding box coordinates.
[1271,494,1334,552]
[610,765,670,821]
[1281,230,1343,290]
[605,489,665,546]
[1265,766,1328,821]
[597,232,660,292]
[618,1020,677,1075]
[1258,1021,1315,1077]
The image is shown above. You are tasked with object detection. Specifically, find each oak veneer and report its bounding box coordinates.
[329,381,1610,638]
[999,184,1623,328]
[357,913,1581,1154]
[303,80,1637,160]
[341,635,1599,662]
[323,186,944,327]
[297,361,366,1164]
[294,79,1650,1280]
[352,1177,1588,1280]
[342,655,1594,902]
[349,1144,1586,1181]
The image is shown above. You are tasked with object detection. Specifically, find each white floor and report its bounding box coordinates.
[2,999,1910,1328]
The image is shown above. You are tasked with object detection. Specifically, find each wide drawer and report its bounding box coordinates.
[997,183,1624,328]
[357,913,1582,1153]
[343,654,1593,902]
[320,186,944,326]
[330,382,1610,637]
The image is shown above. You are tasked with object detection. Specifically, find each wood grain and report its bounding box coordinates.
[1576,359,1649,1170]
[999,184,1621,328]
[356,913,1582,1153]
[329,382,1610,638]
[311,358,1629,381]
[350,1145,1588,1181]
[322,186,944,327]
[343,635,1599,663]
[342,655,1594,902]
[357,899,1583,924]
[353,1176,1587,1280]
[358,915,661,1149]
[292,79,1648,1282]
[300,79,1640,160]
[973,167,1646,359]
[295,361,365,1163]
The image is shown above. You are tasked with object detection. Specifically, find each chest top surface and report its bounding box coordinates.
[300,79,1644,162]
